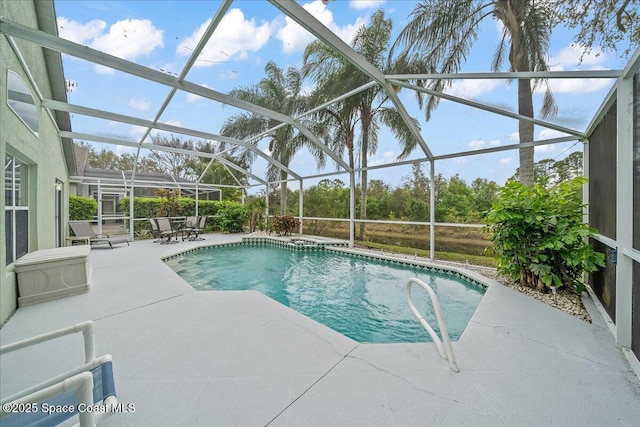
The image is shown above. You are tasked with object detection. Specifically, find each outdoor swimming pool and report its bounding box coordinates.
[165,243,486,343]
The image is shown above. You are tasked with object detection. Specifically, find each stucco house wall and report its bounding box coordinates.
[1,0,71,325]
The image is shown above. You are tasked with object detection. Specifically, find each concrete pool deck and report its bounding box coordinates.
[1,233,639,426]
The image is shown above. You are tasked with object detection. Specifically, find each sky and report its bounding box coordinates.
[52,0,633,192]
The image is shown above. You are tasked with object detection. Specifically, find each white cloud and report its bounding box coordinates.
[500,157,513,165]
[350,0,385,10]
[551,44,606,68]
[468,139,500,150]
[58,17,164,74]
[547,70,613,94]
[509,131,519,141]
[178,9,271,67]
[276,1,366,54]
[447,79,504,99]
[128,97,151,111]
[58,17,106,44]
[92,19,163,60]
[545,44,613,94]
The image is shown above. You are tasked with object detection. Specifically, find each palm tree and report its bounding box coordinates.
[392,0,557,187]
[220,61,326,214]
[304,10,420,238]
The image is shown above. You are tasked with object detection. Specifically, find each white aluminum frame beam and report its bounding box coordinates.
[387,70,622,80]
[41,99,300,179]
[132,0,234,179]
[389,79,585,138]
[0,17,352,173]
[59,131,268,185]
[247,81,379,143]
[268,0,433,161]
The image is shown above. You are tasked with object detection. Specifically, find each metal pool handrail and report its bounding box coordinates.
[406,278,459,372]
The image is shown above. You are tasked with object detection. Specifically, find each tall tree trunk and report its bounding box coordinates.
[280,170,287,215]
[518,77,535,188]
[506,3,536,188]
[347,135,356,242]
[359,115,370,240]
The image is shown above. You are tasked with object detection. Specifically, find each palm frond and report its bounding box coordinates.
[378,107,421,160]
[391,0,491,120]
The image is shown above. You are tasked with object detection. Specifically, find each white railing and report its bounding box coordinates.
[406,278,459,372]
[0,321,118,426]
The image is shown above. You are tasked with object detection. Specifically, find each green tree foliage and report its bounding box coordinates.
[440,175,475,222]
[292,169,500,225]
[83,144,161,172]
[512,151,583,187]
[148,136,199,180]
[155,189,181,217]
[485,177,605,293]
[246,197,267,233]
[304,10,422,239]
[185,141,249,201]
[551,0,639,57]
[214,203,249,233]
[470,178,501,217]
[366,179,393,219]
[69,195,97,220]
[221,61,324,215]
[303,179,350,219]
[120,196,248,234]
[300,179,349,234]
[392,0,558,188]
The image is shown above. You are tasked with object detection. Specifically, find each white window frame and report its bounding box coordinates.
[5,153,29,265]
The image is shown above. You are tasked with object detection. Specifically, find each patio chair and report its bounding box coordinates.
[183,215,206,241]
[148,218,163,242]
[69,221,129,249]
[0,321,118,427]
[155,217,178,244]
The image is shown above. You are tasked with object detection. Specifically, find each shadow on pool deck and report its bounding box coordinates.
[1,233,640,426]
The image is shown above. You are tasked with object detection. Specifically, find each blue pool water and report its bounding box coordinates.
[165,244,486,343]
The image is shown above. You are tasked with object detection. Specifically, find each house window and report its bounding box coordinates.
[5,153,29,265]
[6,70,39,136]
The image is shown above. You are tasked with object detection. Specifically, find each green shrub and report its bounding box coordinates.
[214,203,249,233]
[155,189,181,217]
[272,215,300,236]
[485,177,605,293]
[69,195,97,220]
[120,196,249,233]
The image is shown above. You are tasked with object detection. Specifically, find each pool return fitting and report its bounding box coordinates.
[406,278,459,372]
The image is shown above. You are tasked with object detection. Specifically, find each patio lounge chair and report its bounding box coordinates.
[0,321,118,427]
[69,221,129,249]
[155,217,178,244]
[183,215,206,241]
[149,218,163,242]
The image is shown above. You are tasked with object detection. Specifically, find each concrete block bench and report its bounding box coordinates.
[13,245,91,306]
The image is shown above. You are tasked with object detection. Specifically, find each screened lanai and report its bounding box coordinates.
[1,0,638,371]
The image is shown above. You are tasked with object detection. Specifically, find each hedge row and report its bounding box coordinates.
[69,195,98,220]
[120,197,248,233]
